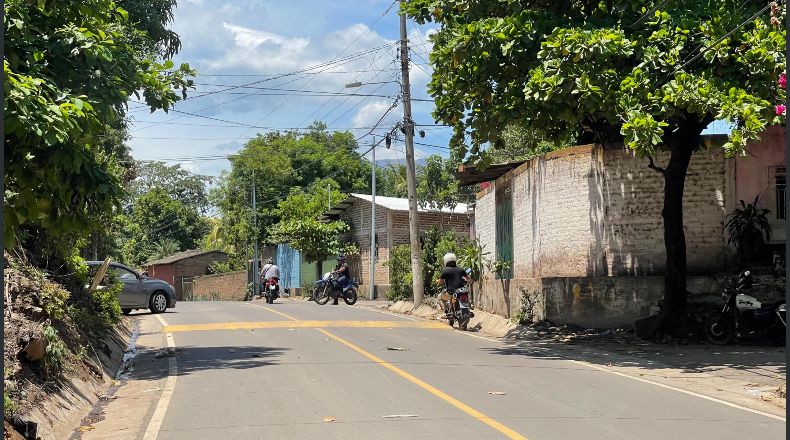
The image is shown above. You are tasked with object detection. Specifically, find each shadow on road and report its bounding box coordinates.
[481,341,786,385]
[130,345,290,382]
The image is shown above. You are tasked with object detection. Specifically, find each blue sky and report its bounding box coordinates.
[127,0,447,178]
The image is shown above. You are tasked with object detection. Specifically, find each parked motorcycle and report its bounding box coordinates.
[441,286,473,330]
[263,277,280,304]
[705,270,786,345]
[314,272,358,306]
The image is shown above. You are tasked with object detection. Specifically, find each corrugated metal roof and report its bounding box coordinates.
[145,249,227,266]
[348,193,468,214]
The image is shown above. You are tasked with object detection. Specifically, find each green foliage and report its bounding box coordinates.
[211,124,373,263]
[725,197,773,262]
[42,325,66,380]
[4,390,15,418]
[377,164,409,198]
[487,258,513,279]
[128,161,212,212]
[119,188,209,266]
[70,269,123,337]
[513,286,541,325]
[208,260,240,274]
[270,219,351,263]
[417,155,466,212]
[385,244,414,301]
[40,280,71,321]
[421,227,467,296]
[403,0,785,158]
[488,125,575,163]
[458,239,489,283]
[4,0,195,250]
[151,238,180,261]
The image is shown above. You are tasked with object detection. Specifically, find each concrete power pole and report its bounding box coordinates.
[399,2,424,307]
[369,139,377,300]
[252,170,259,298]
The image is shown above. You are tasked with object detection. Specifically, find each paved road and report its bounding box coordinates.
[140,301,784,440]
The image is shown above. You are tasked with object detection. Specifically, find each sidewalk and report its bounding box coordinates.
[357,300,787,417]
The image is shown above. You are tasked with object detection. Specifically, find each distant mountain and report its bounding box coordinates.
[375,158,428,168]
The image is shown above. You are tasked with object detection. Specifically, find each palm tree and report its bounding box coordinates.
[151,238,180,260]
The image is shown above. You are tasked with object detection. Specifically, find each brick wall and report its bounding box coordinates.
[172,252,229,300]
[476,144,732,280]
[192,270,247,301]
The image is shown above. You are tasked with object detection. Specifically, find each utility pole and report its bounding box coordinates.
[369,139,377,300]
[399,2,424,307]
[252,170,259,299]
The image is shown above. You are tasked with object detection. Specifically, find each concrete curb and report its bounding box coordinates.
[387,300,519,337]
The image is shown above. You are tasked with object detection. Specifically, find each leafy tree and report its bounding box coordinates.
[417,155,467,212]
[489,125,575,163]
[377,164,409,198]
[404,0,786,335]
[122,188,209,266]
[4,0,194,250]
[212,125,373,263]
[270,179,352,278]
[129,161,212,212]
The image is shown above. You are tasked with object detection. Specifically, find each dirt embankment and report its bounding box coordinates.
[4,255,130,440]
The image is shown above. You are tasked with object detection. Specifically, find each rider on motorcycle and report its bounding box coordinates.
[331,255,350,305]
[261,257,280,294]
[436,253,470,317]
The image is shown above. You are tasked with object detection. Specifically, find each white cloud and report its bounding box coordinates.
[352,100,402,128]
[222,23,310,52]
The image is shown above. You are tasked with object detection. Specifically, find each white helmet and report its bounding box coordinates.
[443,253,457,265]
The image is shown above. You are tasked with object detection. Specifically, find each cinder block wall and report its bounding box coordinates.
[192,271,247,301]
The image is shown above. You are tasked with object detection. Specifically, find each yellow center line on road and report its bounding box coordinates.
[161,320,449,333]
[251,304,529,440]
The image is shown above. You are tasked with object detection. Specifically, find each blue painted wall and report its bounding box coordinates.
[276,244,301,290]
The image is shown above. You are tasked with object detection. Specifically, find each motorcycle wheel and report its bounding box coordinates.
[316,285,332,305]
[343,288,358,305]
[705,314,735,345]
[459,311,470,331]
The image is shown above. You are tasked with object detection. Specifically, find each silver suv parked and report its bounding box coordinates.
[86,261,177,315]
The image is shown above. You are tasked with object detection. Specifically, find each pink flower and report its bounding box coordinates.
[775,104,786,116]
[779,73,786,89]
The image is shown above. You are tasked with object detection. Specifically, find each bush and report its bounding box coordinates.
[42,325,66,380]
[40,279,71,320]
[385,245,413,301]
[69,280,123,338]
[421,227,467,296]
[512,287,541,325]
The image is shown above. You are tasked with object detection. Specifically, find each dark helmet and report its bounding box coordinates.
[737,270,753,289]
[337,255,346,262]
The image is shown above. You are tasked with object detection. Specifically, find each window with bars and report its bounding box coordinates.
[776,167,786,220]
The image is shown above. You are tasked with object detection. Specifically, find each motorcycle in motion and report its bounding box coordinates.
[705,270,786,345]
[313,272,358,306]
[440,286,473,330]
[262,277,280,304]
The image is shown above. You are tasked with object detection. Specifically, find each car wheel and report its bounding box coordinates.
[122,309,132,316]
[149,291,168,314]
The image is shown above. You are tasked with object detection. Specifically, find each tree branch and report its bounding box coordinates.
[647,155,666,175]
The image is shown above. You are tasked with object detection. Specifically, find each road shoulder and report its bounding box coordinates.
[77,313,172,439]
[356,300,787,419]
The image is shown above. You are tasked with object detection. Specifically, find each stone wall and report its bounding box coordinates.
[192,271,247,301]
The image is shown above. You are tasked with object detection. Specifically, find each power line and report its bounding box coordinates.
[628,0,671,28]
[675,1,767,72]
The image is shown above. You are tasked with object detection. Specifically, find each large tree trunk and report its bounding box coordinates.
[636,121,706,340]
[659,143,694,336]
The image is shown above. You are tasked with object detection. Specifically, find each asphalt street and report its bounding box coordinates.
[136,301,784,440]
